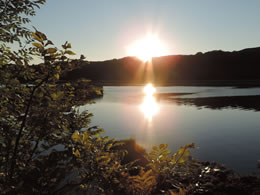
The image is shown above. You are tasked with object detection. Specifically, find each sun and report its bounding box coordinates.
[127,34,168,62]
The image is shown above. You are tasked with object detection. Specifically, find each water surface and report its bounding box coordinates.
[79,86,260,174]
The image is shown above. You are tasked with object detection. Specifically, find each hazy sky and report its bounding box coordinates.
[31,0,260,61]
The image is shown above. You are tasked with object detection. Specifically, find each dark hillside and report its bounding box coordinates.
[63,47,260,85]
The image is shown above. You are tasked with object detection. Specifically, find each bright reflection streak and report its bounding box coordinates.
[140,84,159,121]
[144,83,156,96]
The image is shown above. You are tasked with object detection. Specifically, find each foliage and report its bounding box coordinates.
[0,0,45,44]
[70,131,198,195]
[0,0,47,80]
[0,24,103,193]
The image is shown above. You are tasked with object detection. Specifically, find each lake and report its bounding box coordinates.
[79,86,260,175]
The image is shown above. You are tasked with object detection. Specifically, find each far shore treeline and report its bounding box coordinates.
[64,47,260,86]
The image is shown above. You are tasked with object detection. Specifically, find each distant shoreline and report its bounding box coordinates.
[92,80,260,87]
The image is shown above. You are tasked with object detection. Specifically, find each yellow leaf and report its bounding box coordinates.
[56,65,61,71]
[183,150,190,156]
[178,188,187,195]
[149,151,158,156]
[55,73,59,80]
[152,146,159,151]
[171,155,177,164]
[73,149,80,157]
[162,150,171,156]
[32,42,44,51]
[67,43,71,48]
[65,50,76,55]
[32,32,43,42]
[72,132,81,142]
[99,158,111,166]
[96,155,108,161]
[82,131,89,142]
[113,178,119,184]
[106,143,113,150]
[177,147,185,155]
[51,93,57,100]
[159,144,168,150]
[35,31,47,41]
[169,190,178,195]
[143,169,153,178]
[182,143,195,149]
[46,48,57,54]
[178,158,185,163]
[96,90,102,95]
[35,79,42,83]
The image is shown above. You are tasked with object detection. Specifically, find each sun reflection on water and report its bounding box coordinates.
[140,84,159,121]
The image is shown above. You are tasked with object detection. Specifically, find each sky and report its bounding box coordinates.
[30,0,260,61]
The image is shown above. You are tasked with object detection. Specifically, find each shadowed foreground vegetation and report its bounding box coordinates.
[0,1,260,194]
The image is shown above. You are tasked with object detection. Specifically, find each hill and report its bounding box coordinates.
[63,47,260,86]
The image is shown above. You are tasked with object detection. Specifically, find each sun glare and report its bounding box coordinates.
[127,34,167,62]
[144,83,156,96]
[140,84,159,121]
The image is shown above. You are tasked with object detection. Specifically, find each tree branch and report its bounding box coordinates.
[9,76,49,180]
